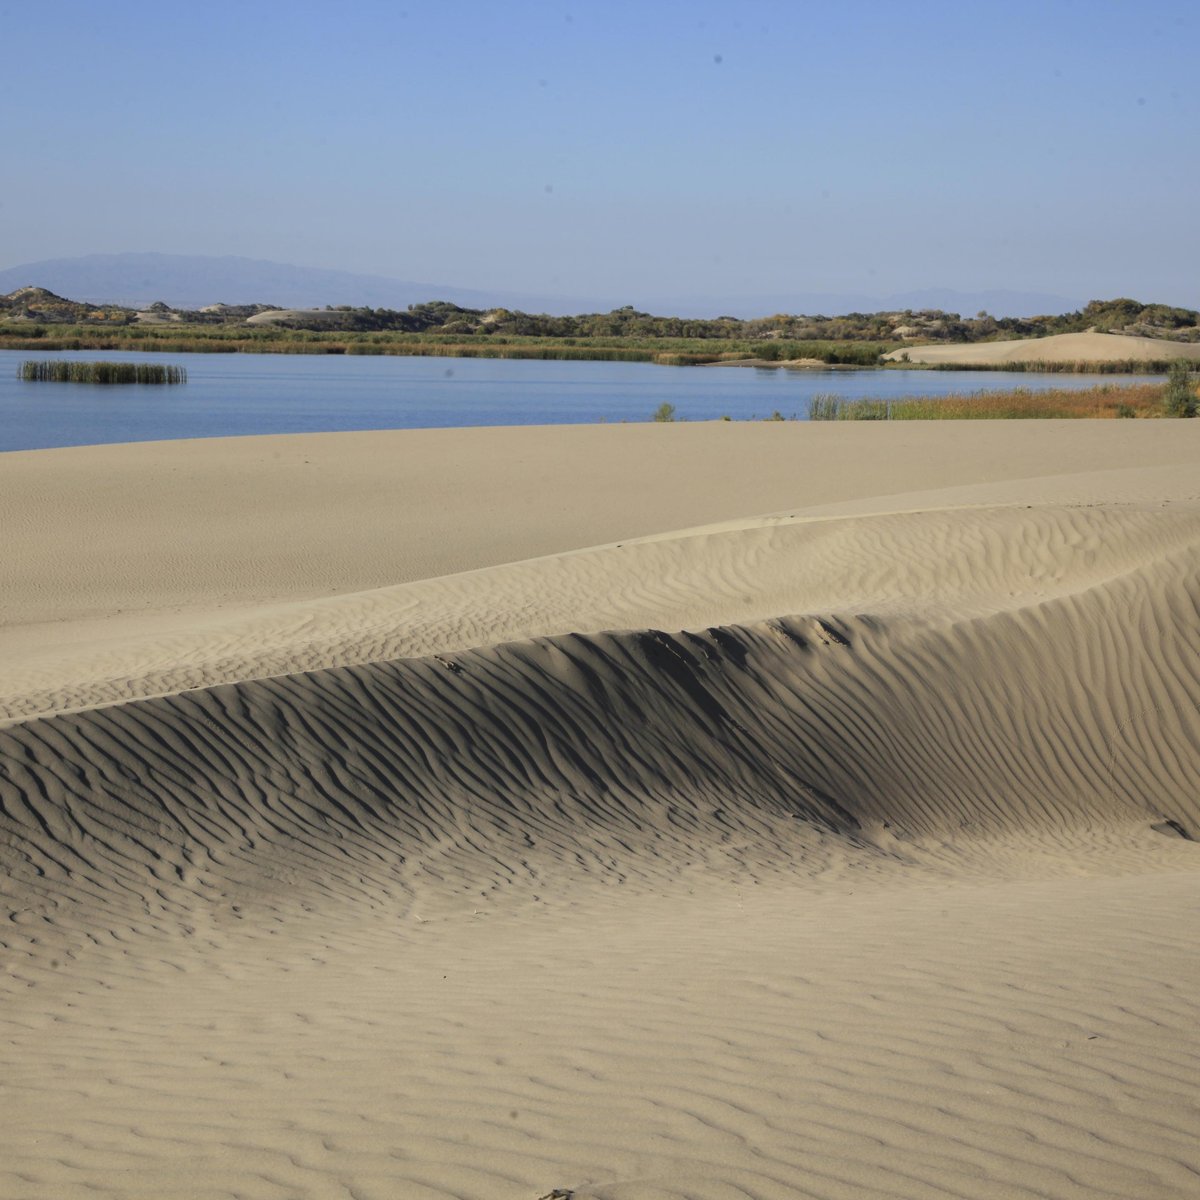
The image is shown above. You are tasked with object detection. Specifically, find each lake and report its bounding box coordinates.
[0,349,1159,452]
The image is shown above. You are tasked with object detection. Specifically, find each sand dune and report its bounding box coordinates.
[883,328,1200,365]
[3,496,1199,724]
[2,422,1199,1199]
[245,308,353,325]
[3,422,1197,720]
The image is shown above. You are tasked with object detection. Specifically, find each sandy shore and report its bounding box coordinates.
[883,328,1200,365]
[2,420,1199,1199]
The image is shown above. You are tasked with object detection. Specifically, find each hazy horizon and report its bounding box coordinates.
[0,251,1094,318]
[5,1,1197,309]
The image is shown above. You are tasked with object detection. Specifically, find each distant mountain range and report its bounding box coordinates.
[0,254,592,315]
[0,252,1082,319]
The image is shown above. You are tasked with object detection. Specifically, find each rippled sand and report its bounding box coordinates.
[3,420,1199,1199]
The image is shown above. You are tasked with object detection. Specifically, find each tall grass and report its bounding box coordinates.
[807,395,891,420]
[808,383,1168,421]
[20,360,187,384]
[1,324,898,366]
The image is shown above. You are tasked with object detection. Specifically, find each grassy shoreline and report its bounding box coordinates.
[3,326,1196,379]
[895,358,1198,375]
[0,325,891,366]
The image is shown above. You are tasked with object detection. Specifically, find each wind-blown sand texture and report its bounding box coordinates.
[3,421,1199,1200]
[883,329,1200,365]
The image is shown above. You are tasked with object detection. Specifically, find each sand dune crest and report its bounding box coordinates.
[3,548,1197,942]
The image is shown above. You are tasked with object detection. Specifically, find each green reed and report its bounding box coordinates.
[20,360,188,384]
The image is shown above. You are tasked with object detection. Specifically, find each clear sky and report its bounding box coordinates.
[4,0,1197,307]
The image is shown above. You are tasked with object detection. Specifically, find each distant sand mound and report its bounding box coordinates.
[885,329,1200,364]
[245,307,353,326]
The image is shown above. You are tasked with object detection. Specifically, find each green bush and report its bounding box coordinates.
[652,402,677,422]
[1162,361,1197,417]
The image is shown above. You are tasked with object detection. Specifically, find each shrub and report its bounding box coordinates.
[652,402,677,422]
[1162,361,1197,417]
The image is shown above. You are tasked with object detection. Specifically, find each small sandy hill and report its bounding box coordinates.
[2,421,1199,1199]
[245,307,355,325]
[885,328,1200,364]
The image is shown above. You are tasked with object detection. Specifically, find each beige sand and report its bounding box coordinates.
[2,421,1199,1199]
[245,308,355,325]
[884,328,1200,365]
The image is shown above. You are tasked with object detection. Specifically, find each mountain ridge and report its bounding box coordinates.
[0,253,1082,319]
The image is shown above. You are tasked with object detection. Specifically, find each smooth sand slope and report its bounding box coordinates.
[2,421,1200,1200]
[3,421,1199,720]
[883,329,1200,365]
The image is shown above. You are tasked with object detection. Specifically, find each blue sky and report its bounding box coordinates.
[4,0,1197,307]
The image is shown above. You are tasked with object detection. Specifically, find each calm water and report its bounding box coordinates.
[0,349,1158,452]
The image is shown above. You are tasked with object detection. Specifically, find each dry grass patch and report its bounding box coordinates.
[809,382,1178,420]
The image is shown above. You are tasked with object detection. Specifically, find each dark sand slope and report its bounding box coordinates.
[3,553,1199,935]
[2,544,1199,1198]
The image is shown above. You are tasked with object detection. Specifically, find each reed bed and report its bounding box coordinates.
[808,383,1171,421]
[20,360,187,384]
[1,325,897,366]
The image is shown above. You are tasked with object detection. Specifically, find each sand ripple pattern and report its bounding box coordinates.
[3,503,1198,723]
[2,548,1197,940]
[2,507,1199,1198]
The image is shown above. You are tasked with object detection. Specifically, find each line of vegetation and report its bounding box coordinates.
[5,288,1200,373]
[0,323,897,366]
[6,288,1200,347]
[7,321,1193,374]
[909,358,1200,375]
[20,360,187,384]
[807,380,1194,421]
